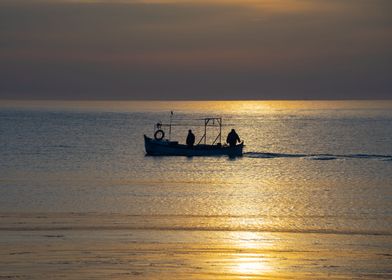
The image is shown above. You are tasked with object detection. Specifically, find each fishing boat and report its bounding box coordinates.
[144,117,243,157]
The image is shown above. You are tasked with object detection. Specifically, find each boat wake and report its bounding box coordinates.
[244,152,392,161]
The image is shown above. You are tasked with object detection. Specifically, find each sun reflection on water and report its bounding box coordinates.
[215,181,275,276]
[226,232,274,276]
[2,100,390,114]
[234,256,270,275]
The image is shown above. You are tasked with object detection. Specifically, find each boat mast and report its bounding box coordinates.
[219,118,222,144]
[169,111,173,140]
[204,118,207,144]
[197,117,222,145]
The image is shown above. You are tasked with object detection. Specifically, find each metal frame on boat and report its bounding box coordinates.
[144,116,243,157]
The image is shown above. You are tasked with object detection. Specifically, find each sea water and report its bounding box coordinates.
[0,100,391,279]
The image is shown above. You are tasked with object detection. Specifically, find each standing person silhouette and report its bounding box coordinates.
[186,129,195,148]
[226,129,240,147]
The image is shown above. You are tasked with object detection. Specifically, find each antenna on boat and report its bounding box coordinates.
[169,111,173,140]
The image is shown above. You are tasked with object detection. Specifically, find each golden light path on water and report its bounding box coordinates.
[222,182,273,277]
[1,100,391,114]
[205,178,274,277]
[229,232,273,276]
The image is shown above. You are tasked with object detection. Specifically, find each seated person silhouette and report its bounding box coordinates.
[226,129,240,147]
[186,129,195,148]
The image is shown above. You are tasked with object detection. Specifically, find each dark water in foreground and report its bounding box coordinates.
[0,100,391,279]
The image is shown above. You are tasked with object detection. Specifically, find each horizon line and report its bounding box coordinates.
[1,98,392,102]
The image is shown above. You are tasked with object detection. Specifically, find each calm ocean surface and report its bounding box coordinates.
[1,100,392,231]
[0,100,391,279]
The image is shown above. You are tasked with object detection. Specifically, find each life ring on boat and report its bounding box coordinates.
[154,129,165,140]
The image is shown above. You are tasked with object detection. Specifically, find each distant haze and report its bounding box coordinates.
[0,0,391,100]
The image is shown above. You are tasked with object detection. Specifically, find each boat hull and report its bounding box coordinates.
[144,135,243,157]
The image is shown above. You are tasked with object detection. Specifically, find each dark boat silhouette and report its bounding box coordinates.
[144,117,243,157]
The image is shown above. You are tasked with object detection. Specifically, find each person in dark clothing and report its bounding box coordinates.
[226,129,240,147]
[186,129,195,148]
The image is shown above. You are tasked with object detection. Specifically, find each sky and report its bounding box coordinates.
[0,0,391,100]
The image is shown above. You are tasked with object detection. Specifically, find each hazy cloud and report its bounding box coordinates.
[0,0,391,99]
